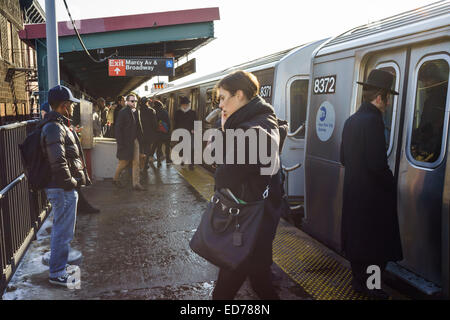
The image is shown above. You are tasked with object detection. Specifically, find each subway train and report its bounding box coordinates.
[150,1,450,297]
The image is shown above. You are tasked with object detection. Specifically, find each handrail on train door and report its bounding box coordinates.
[287,122,305,138]
[281,163,303,210]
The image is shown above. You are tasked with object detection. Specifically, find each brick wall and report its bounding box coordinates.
[0,0,33,124]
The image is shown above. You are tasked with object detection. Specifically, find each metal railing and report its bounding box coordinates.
[0,120,50,297]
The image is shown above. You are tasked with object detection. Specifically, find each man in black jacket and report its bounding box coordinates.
[340,70,403,299]
[41,85,91,288]
[174,96,196,169]
[113,94,146,190]
[153,100,172,166]
[139,97,158,169]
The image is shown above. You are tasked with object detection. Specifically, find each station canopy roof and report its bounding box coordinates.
[20,7,220,99]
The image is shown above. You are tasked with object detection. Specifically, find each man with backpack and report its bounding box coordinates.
[41,85,91,287]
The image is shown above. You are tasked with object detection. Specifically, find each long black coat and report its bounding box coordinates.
[139,105,158,145]
[115,106,143,160]
[340,101,403,263]
[214,96,287,267]
[174,109,196,131]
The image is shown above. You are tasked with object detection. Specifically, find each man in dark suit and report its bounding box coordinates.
[340,69,403,299]
[113,93,146,191]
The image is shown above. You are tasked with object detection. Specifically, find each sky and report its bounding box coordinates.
[37,0,440,96]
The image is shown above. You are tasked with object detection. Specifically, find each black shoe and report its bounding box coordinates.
[166,160,172,164]
[49,273,80,288]
[157,161,162,168]
[351,279,366,293]
[112,180,123,188]
[133,184,147,191]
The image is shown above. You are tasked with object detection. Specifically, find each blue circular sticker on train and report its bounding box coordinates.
[316,101,335,142]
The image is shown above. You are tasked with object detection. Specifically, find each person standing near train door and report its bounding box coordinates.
[174,96,197,170]
[340,69,403,299]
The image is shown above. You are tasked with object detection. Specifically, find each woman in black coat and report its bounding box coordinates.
[211,70,286,300]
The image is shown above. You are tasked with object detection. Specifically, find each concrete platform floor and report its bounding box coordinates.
[2,164,309,300]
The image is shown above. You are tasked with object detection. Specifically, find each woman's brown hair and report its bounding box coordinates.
[216,70,260,100]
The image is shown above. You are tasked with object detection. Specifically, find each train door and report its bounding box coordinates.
[362,49,406,174]
[397,43,449,286]
[190,89,200,115]
[283,76,309,201]
[168,94,175,124]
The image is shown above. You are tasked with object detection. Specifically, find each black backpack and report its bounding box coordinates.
[18,126,51,191]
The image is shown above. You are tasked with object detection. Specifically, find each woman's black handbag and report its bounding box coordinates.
[189,187,268,271]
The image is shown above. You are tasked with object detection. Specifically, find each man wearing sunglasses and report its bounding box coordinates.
[113,93,146,191]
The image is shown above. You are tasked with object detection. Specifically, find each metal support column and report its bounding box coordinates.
[45,0,60,88]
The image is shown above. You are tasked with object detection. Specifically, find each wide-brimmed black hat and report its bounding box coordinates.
[357,69,399,95]
[179,96,190,105]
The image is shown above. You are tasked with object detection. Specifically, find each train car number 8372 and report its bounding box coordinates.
[313,75,336,94]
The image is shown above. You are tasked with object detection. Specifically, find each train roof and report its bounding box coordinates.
[317,0,450,57]
[150,45,305,96]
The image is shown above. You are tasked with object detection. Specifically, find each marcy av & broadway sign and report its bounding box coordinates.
[108,58,174,77]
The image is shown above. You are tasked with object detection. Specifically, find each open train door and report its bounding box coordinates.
[363,40,450,295]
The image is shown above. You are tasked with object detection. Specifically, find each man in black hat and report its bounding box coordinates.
[340,69,403,299]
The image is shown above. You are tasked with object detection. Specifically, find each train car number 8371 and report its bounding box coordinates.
[313,75,336,94]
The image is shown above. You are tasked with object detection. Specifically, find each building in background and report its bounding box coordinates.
[0,0,43,125]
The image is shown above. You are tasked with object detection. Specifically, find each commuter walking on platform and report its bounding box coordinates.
[211,71,286,300]
[113,93,146,191]
[97,97,108,135]
[153,100,172,166]
[112,96,126,137]
[92,104,102,137]
[104,101,115,138]
[340,69,403,299]
[139,97,158,169]
[41,85,91,287]
[174,96,196,170]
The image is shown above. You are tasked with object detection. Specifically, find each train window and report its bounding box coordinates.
[205,89,217,115]
[0,103,6,117]
[375,63,400,156]
[410,57,449,165]
[190,92,197,112]
[289,79,309,139]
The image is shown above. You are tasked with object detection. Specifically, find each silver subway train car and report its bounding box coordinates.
[303,1,450,296]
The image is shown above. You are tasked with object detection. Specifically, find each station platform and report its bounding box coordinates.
[2,164,404,300]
